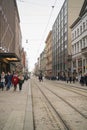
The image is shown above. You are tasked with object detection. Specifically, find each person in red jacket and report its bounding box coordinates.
[12,73,19,91]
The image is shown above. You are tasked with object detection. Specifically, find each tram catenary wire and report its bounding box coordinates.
[36,0,57,59]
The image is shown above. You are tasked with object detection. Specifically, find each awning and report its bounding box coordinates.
[0,53,20,62]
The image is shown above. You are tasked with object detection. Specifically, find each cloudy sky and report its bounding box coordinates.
[17,0,65,71]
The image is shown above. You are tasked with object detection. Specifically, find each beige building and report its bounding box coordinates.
[0,0,22,73]
[45,31,52,78]
[34,57,41,76]
[71,0,87,75]
[39,48,46,76]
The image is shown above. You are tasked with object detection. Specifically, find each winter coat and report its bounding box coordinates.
[18,75,24,84]
[12,76,19,86]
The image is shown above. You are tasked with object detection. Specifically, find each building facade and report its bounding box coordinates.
[45,31,52,79]
[71,0,87,75]
[52,0,84,77]
[0,0,22,73]
[39,48,46,76]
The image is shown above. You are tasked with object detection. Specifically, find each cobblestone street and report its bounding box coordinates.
[0,77,87,130]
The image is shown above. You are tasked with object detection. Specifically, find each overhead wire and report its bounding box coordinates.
[36,0,57,59]
[17,0,58,68]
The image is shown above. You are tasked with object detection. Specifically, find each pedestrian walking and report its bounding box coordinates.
[84,73,87,86]
[69,73,72,83]
[72,73,76,83]
[6,72,12,90]
[38,73,43,82]
[78,74,81,82]
[0,72,6,91]
[18,74,24,91]
[80,74,85,86]
[66,73,69,83]
[12,72,19,91]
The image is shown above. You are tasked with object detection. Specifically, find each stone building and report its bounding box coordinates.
[35,57,40,76]
[39,48,46,76]
[71,0,87,75]
[0,0,22,73]
[52,0,84,77]
[45,31,52,79]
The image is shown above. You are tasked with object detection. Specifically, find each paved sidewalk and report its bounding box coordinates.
[56,80,87,90]
[0,80,34,130]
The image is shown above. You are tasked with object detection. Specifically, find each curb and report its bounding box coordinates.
[23,80,34,130]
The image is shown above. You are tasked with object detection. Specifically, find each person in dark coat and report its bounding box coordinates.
[38,73,43,82]
[85,73,87,86]
[6,72,12,90]
[80,74,85,86]
[18,74,24,91]
[69,73,72,83]
[72,73,76,83]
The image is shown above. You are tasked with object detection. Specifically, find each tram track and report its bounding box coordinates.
[42,80,87,119]
[31,78,87,130]
[46,80,87,98]
[56,81,87,94]
[32,79,71,130]
[43,84,87,119]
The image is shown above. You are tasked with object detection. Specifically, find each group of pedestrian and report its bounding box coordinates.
[79,73,87,86]
[62,72,87,86]
[0,71,24,91]
[66,73,76,83]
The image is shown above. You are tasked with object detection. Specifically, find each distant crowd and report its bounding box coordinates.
[0,71,30,91]
[45,72,87,86]
[63,73,87,86]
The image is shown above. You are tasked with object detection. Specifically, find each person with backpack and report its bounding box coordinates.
[18,74,24,91]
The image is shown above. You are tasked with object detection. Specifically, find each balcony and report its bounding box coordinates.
[81,47,87,56]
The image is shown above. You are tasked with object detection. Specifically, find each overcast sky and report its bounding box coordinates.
[17,0,65,71]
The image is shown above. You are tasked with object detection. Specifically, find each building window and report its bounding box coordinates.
[72,33,74,40]
[75,44,76,54]
[75,31,76,38]
[77,28,79,36]
[72,45,74,54]
[61,9,63,21]
[64,32,67,41]
[80,40,82,50]
[77,42,79,53]
[64,24,67,32]
[64,15,67,24]
[83,22,85,31]
[83,38,85,48]
[86,37,87,47]
[80,25,82,34]
[64,7,67,16]
[61,20,63,28]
